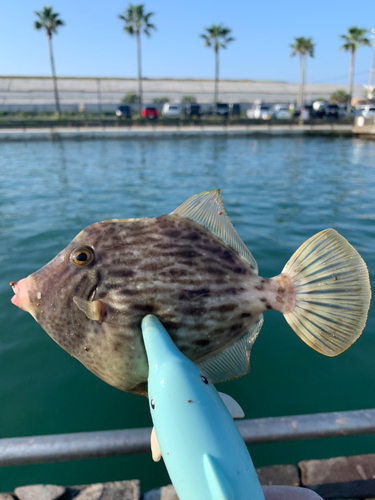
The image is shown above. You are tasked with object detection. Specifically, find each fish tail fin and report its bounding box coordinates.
[281,228,371,356]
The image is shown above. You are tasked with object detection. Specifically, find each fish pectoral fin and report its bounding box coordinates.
[73,296,106,323]
[151,427,162,462]
[218,392,245,419]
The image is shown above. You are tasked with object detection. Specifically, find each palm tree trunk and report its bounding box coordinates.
[348,49,355,112]
[214,48,219,103]
[47,35,60,117]
[136,31,143,115]
[297,53,305,107]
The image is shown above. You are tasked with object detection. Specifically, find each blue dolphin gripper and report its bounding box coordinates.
[141,314,266,500]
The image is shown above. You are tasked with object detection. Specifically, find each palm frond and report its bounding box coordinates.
[33,6,65,35]
[339,26,370,52]
[118,3,156,38]
[200,23,234,52]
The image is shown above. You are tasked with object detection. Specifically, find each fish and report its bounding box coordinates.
[142,314,265,500]
[10,190,371,396]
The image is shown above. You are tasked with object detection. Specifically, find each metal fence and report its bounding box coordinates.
[1,408,375,467]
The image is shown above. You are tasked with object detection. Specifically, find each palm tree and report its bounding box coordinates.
[290,37,314,108]
[118,4,156,115]
[200,24,234,103]
[339,26,371,111]
[34,6,64,117]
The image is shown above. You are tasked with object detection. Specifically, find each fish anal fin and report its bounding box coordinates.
[218,392,245,418]
[172,190,258,273]
[73,296,106,323]
[151,427,162,462]
[198,315,264,383]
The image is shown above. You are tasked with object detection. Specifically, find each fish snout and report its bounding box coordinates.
[10,276,38,314]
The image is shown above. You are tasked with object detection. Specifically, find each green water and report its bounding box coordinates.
[0,136,374,492]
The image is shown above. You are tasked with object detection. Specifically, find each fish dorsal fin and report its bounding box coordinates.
[172,190,258,273]
[218,392,245,418]
[151,427,162,462]
[198,315,264,383]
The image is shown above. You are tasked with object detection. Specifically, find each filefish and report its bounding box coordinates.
[10,191,371,396]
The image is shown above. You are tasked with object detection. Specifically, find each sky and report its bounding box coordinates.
[1,0,375,86]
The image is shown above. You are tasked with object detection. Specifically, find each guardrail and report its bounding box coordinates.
[1,408,375,467]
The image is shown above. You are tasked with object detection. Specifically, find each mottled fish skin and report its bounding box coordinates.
[19,214,286,396]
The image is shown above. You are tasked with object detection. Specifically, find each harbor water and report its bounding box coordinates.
[0,136,374,492]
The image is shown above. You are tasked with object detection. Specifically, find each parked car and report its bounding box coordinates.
[215,103,229,117]
[115,105,132,119]
[324,104,339,119]
[272,105,290,119]
[301,105,314,119]
[141,107,158,119]
[253,105,271,120]
[185,103,201,118]
[300,104,322,120]
[161,103,181,118]
[230,103,241,116]
[361,105,375,118]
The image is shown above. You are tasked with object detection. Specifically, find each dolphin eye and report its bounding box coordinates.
[151,398,155,410]
[201,375,209,384]
[70,246,95,267]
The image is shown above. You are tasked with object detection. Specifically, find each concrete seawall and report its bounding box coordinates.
[0,123,353,141]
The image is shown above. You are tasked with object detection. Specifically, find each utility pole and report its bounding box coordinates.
[367,28,375,100]
[96,78,103,116]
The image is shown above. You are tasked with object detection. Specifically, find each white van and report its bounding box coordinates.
[161,103,181,118]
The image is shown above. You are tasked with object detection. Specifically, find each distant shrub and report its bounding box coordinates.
[330,90,349,104]
[181,95,197,103]
[153,96,169,103]
[121,92,139,103]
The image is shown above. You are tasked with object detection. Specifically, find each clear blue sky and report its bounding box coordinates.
[1,0,374,86]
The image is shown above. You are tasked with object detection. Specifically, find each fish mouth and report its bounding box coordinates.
[10,281,20,307]
[10,277,37,315]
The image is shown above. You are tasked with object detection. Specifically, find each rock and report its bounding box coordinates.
[262,485,323,500]
[299,454,375,499]
[14,485,65,500]
[73,484,103,500]
[0,495,16,500]
[143,485,178,500]
[256,465,300,486]
[71,480,140,500]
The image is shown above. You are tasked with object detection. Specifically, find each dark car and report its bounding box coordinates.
[185,103,201,118]
[324,104,339,119]
[115,105,132,119]
[141,107,158,119]
[230,103,241,116]
[215,103,229,117]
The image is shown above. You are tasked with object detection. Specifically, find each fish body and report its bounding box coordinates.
[11,191,371,396]
[142,314,265,500]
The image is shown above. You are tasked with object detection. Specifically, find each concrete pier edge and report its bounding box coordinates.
[0,123,355,142]
[3,454,375,499]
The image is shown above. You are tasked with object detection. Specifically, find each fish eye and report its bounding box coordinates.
[201,375,209,385]
[70,246,95,267]
[151,398,155,410]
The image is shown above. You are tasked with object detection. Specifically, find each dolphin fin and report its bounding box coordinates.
[218,392,245,418]
[73,296,106,323]
[151,427,162,462]
[203,453,235,500]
